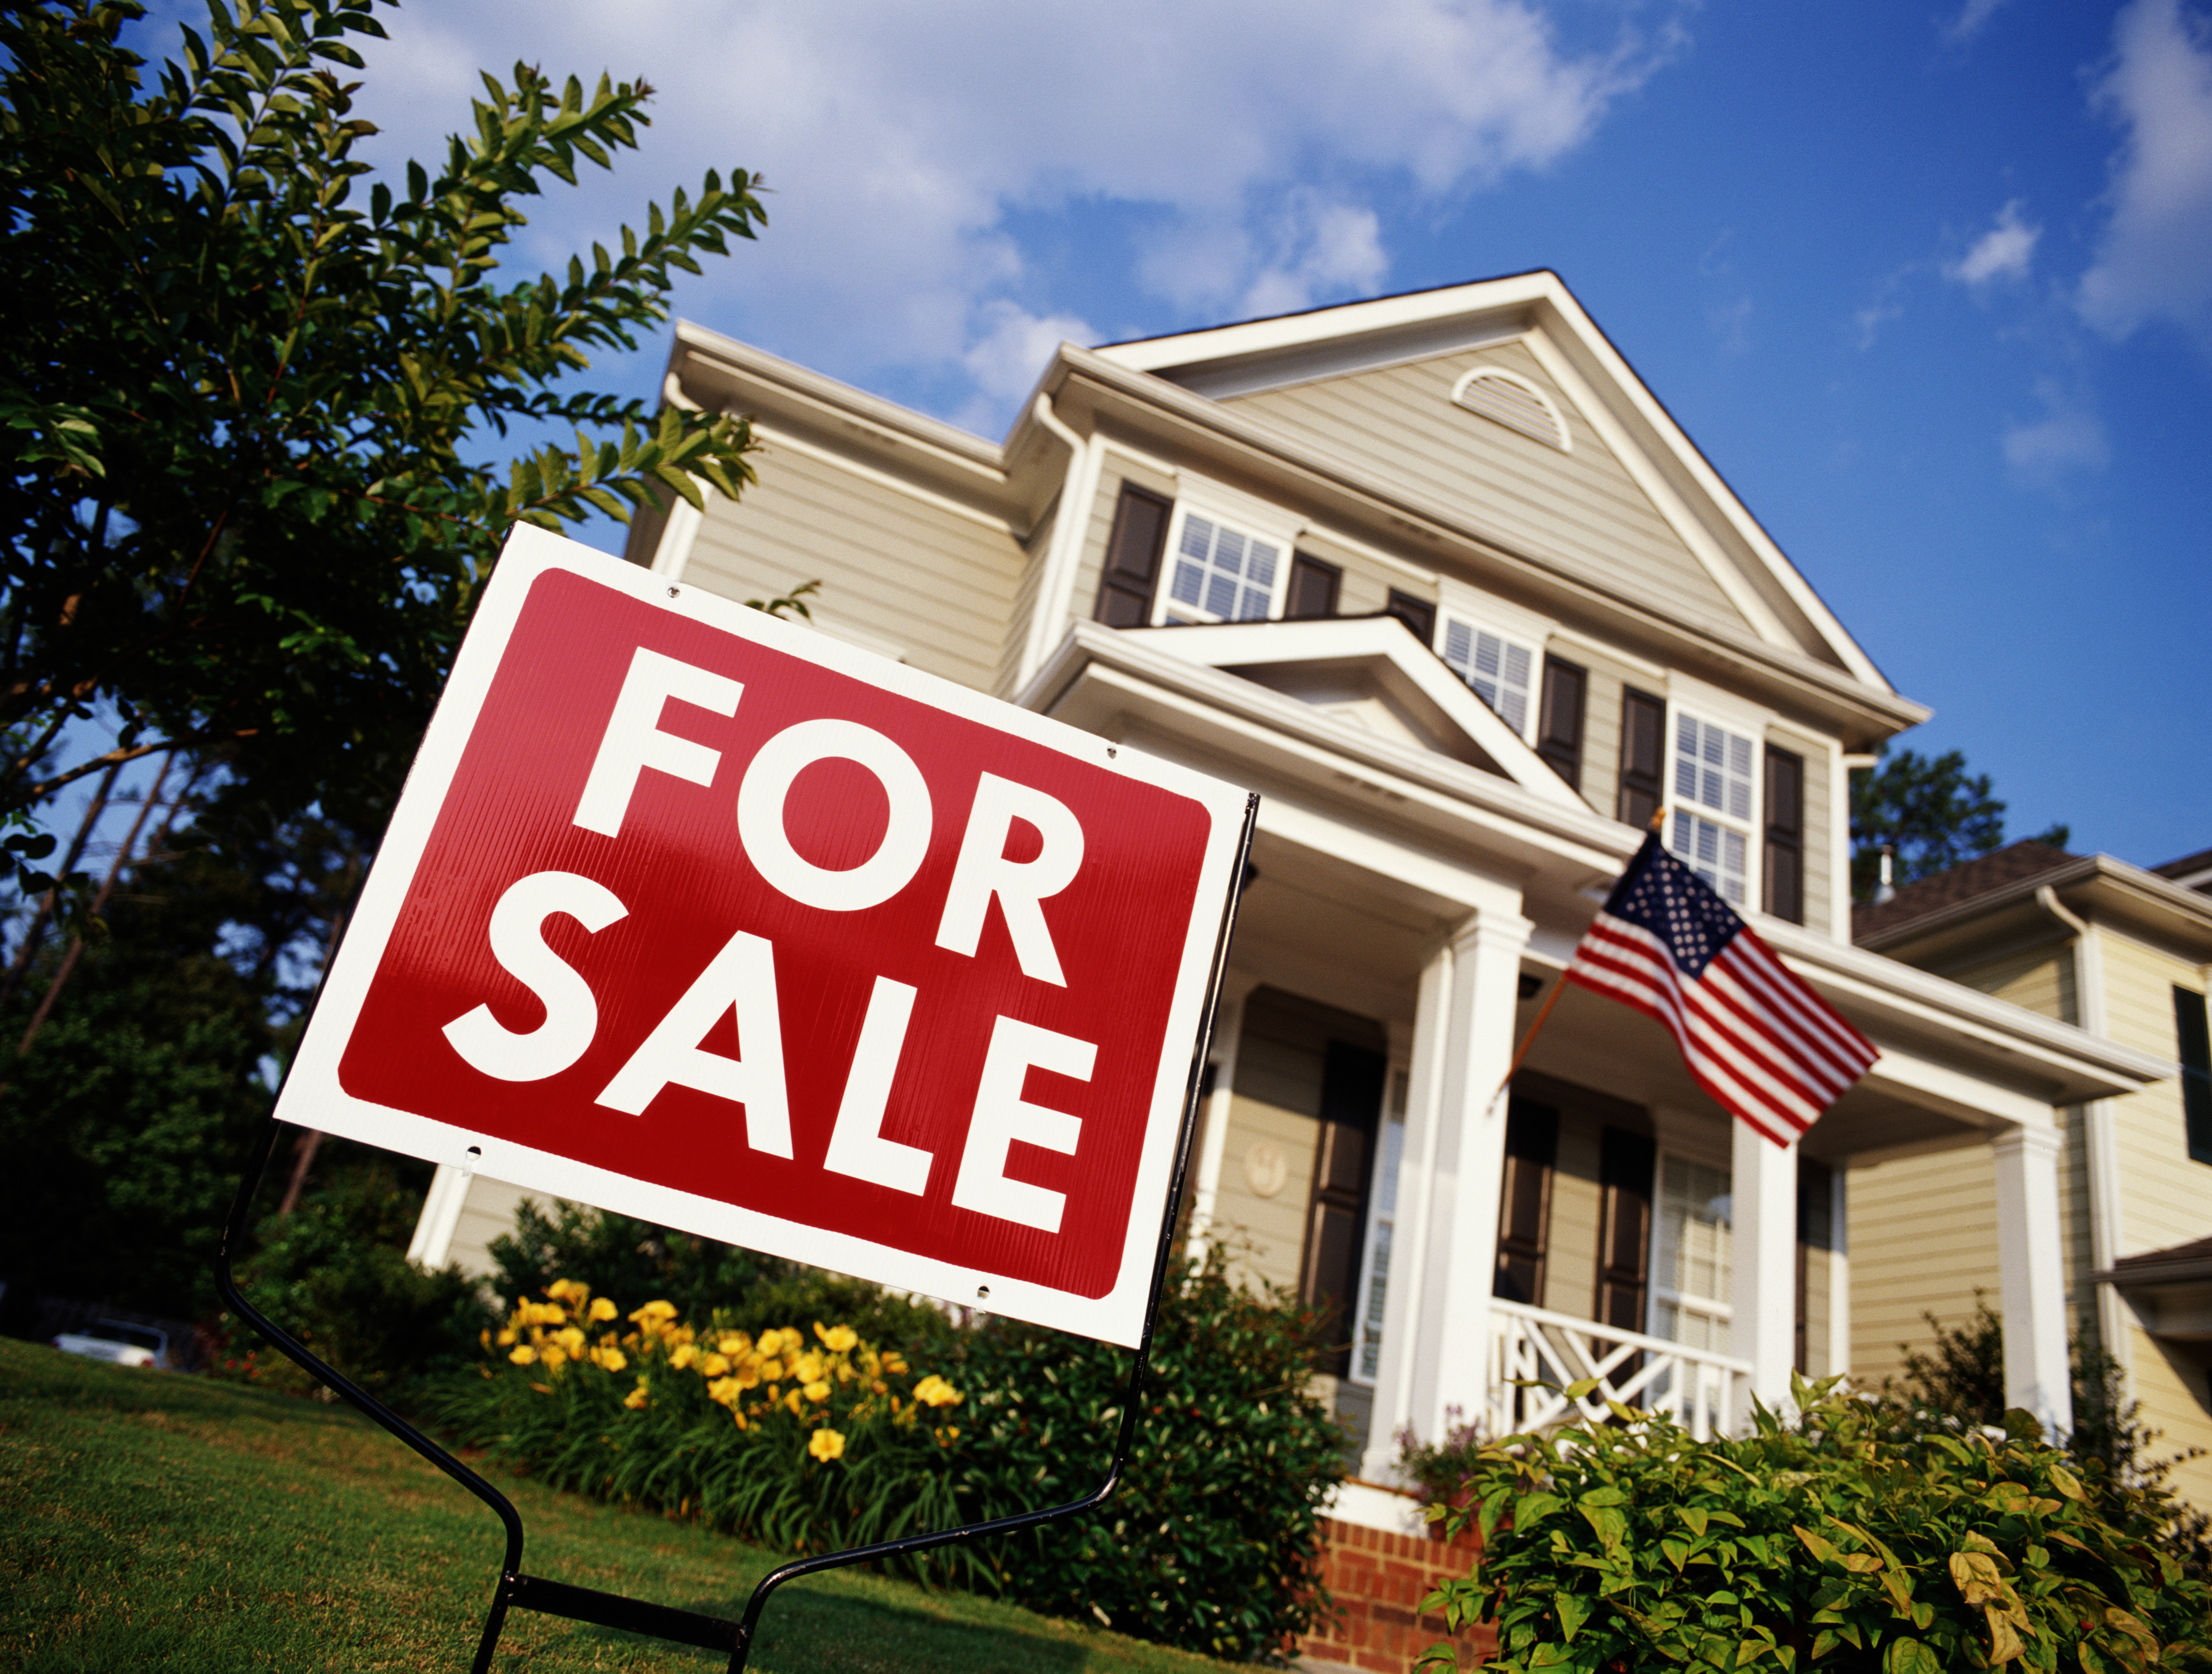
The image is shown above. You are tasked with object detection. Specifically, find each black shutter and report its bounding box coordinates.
[1764,745,1806,924]
[1385,589,1436,647]
[1493,1099,1559,1305]
[1594,1128,1654,1332]
[1093,484,1172,627]
[2176,986,2212,1165]
[1537,656,1588,790]
[1300,1039,1386,1375]
[1617,687,1665,828]
[1285,553,1342,619]
[1794,1157,1835,1373]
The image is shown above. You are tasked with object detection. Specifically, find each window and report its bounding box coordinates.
[1442,618,1536,736]
[1161,511,1282,624]
[1300,1039,1387,1377]
[1093,484,1171,627]
[1385,588,1436,646]
[1537,657,1587,790]
[2177,986,2212,1166]
[1285,552,1341,619]
[1764,745,1805,924]
[1650,1154,1732,1354]
[1670,712,1756,907]
[1617,687,1665,828]
[1351,1069,1407,1385]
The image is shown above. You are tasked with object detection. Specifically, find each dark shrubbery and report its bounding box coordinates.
[1420,1376,2212,1674]
[430,1228,1346,1664]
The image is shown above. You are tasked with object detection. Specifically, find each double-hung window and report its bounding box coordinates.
[1670,712,1756,908]
[1160,512,1283,624]
[1441,617,1537,736]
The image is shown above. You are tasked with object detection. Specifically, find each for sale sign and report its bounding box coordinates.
[277,526,1250,1346]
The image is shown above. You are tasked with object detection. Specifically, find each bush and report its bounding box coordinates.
[1420,1375,2212,1674]
[426,1243,1346,1664]
[219,1151,493,1398]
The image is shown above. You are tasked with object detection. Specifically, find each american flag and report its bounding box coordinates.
[1564,834,1878,1145]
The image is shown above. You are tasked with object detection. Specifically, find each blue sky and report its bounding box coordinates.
[157,0,2212,869]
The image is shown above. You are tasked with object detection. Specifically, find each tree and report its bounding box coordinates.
[1849,744,2070,900]
[0,0,764,880]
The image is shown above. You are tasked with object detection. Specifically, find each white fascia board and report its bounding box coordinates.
[1114,616,1585,809]
[1859,1040,2057,1132]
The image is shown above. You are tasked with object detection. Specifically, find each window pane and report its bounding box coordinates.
[1171,561,1203,606]
[1205,572,1237,618]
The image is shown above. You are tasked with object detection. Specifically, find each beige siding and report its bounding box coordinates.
[989,502,1056,698]
[1847,1145,2004,1390]
[1802,1243,1833,1379]
[1293,529,1420,622]
[1541,1110,1604,1319]
[1766,723,1834,937]
[2100,930,2212,1259]
[1224,340,1755,639]
[1558,642,1659,828]
[2131,1328,2212,1510]
[684,437,1024,693]
[1946,942,2076,1024]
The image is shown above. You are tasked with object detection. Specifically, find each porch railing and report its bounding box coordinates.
[1487,1297,1752,1442]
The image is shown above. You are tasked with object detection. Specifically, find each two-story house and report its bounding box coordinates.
[413,272,2162,1496]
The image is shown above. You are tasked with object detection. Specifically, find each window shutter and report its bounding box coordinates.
[1538,656,1587,790]
[2175,986,2212,1165]
[1300,1039,1386,1376]
[1285,553,1342,620]
[1617,687,1665,828]
[1385,589,1436,647]
[1092,484,1171,627]
[1594,1128,1654,1332]
[1764,745,1805,924]
[1794,1157,1834,1373]
[1493,1099,1558,1305]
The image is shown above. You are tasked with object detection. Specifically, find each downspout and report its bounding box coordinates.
[2034,884,2129,1383]
[1016,389,1103,695]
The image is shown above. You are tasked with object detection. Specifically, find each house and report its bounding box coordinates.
[413,271,2163,1512]
[1851,840,2212,1510]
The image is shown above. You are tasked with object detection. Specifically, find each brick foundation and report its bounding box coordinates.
[1297,1511,1493,1673]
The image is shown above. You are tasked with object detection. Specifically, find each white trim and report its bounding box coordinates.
[406,1159,474,1267]
[1184,977,1259,1260]
[648,494,703,581]
[1014,392,1095,693]
[1322,1479,1429,1536]
[1153,498,1297,626]
[1345,1058,1407,1387]
[1826,1166,1851,1380]
[1450,365,1571,452]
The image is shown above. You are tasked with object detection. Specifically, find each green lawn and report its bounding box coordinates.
[0,1337,1248,1674]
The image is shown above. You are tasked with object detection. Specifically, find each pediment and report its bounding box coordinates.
[1114,616,1587,809]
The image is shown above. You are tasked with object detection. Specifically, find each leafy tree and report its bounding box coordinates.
[0,0,764,883]
[1850,744,2070,901]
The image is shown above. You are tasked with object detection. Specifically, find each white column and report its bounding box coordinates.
[1993,1123,2074,1435]
[1183,976,1260,1261]
[1729,1118,1798,1421]
[407,1160,474,1268]
[1360,900,1531,1478]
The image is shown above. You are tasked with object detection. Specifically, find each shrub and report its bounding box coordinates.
[430,1280,973,1558]
[1420,1375,2212,1674]
[219,1152,492,1397]
[949,1246,1348,1662]
[427,1245,1346,1664]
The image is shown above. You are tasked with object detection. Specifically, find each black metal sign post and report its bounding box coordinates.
[215,792,1258,1674]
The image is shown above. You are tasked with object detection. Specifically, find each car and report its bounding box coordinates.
[52,1319,171,1369]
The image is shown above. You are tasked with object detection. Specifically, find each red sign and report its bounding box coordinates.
[278,527,1248,1345]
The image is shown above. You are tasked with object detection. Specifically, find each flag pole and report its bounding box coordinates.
[1485,808,1664,1116]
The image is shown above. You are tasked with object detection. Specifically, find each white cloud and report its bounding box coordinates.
[1944,200,2040,286]
[2078,0,2212,348]
[960,302,1097,408]
[1941,0,2014,46]
[317,0,1681,430]
[2001,381,2110,480]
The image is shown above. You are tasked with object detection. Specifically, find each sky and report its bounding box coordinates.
[140,0,2212,871]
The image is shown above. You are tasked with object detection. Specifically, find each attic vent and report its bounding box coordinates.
[1450,367,1570,453]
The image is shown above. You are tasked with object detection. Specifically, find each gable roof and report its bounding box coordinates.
[1854,838,2212,958]
[1093,271,1896,693]
[1853,841,2082,944]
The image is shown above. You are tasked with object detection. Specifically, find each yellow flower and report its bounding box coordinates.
[794,1353,824,1384]
[594,1347,628,1373]
[732,1408,749,1430]
[540,1345,568,1370]
[777,1327,806,1356]
[707,1376,742,1406]
[717,1333,749,1356]
[816,1323,858,1353]
[508,1345,537,1366]
[872,1380,888,1395]
[495,1327,517,1346]
[785,1389,804,1416]
[588,1297,618,1323]
[807,1427,846,1462]
[698,1352,729,1378]
[913,1375,963,1408]
[555,1326,587,1355]
[628,1299,679,1327]
[668,1343,699,1369]
[758,1358,784,1383]
[623,1379,650,1410]
[881,1353,909,1377]
[802,1380,831,1404]
[546,1278,584,1302]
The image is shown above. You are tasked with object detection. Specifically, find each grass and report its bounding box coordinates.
[0,1336,1250,1673]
